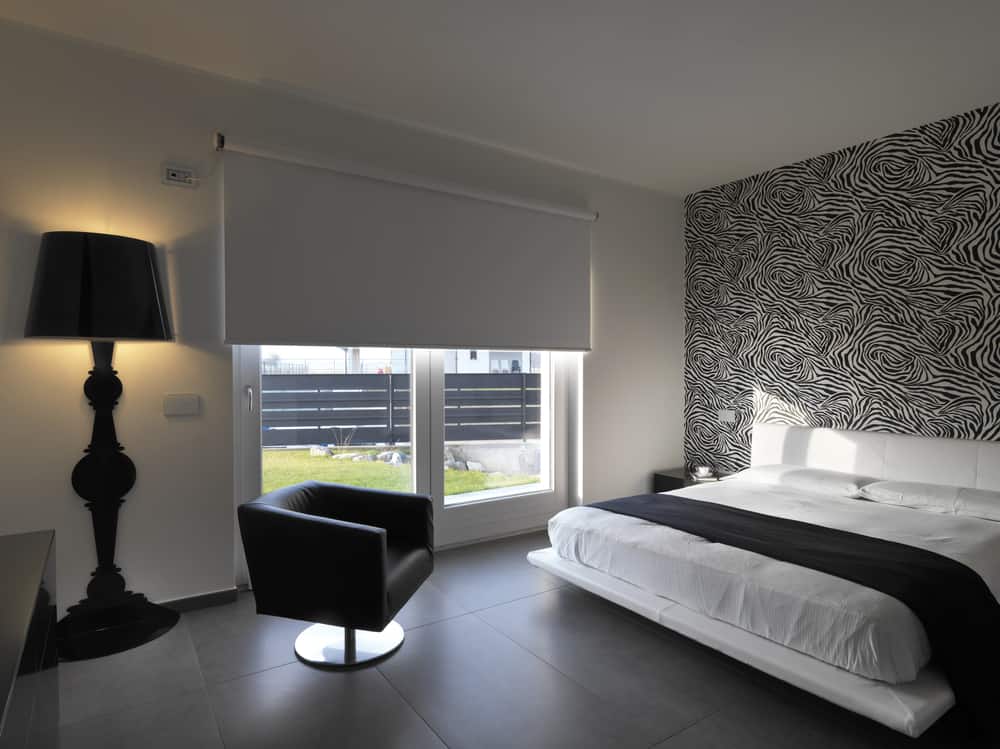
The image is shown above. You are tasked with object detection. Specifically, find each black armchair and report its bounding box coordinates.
[238,481,433,667]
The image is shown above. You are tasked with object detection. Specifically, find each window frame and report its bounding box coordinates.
[234,346,577,555]
[429,349,575,547]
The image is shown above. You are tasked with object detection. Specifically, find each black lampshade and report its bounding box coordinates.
[25,231,172,341]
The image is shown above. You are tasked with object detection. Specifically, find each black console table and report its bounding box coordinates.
[0,531,58,747]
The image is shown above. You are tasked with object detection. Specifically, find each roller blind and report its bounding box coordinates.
[223,151,592,350]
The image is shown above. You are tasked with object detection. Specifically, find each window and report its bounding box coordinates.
[259,346,413,494]
[443,350,550,505]
[242,345,568,548]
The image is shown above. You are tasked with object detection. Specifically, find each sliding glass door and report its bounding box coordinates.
[235,345,574,553]
[442,350,551,505]
[431,349,571,546]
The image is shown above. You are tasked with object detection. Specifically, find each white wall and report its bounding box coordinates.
[583,190,686,501]
[0,21,684,612]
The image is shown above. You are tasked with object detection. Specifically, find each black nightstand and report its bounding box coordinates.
[652,467,728,493]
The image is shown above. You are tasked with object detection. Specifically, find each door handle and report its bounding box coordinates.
[246,385,254,414]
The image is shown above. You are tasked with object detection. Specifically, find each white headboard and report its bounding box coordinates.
[751,424,1000,492]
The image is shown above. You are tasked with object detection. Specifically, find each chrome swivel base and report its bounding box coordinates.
[294,621,405,668]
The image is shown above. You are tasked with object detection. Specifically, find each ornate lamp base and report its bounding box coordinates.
[57,593,179,661]
[57,341,179,661]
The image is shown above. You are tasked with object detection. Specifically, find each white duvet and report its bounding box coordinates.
[548,479,1000,684]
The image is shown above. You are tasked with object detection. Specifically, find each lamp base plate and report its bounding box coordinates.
[295,621,404,668]
[57,593,180,661]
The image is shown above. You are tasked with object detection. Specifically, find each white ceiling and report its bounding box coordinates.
[3,1,999,195]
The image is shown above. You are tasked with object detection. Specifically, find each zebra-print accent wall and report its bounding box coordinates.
[684,103,1000,474]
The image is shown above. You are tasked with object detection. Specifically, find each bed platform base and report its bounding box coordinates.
[527,547,954,738]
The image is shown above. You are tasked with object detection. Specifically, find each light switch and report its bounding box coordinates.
[163,393,201,417]
[717,409,736,424]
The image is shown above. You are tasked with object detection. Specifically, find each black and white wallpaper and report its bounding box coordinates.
[684,103,1000,473]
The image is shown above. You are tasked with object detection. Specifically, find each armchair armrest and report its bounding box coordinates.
[237,500,390,628]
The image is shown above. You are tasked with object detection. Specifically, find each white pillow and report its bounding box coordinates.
[860,480,1000,521]
[730,464,877,498]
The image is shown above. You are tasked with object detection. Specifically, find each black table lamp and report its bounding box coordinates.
[25,231,179,660]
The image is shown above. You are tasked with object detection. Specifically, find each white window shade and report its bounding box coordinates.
[223,151,592,350]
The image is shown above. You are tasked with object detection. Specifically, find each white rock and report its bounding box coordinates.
[467,461,485,472]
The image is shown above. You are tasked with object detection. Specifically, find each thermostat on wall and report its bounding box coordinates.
[163,393,201,417]
[162,164,198,188]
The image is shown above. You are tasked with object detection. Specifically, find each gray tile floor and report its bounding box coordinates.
[50,532,979,748]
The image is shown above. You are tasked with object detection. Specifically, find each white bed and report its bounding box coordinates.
[527,424,1000,738]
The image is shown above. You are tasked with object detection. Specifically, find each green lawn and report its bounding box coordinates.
[262,448,539,496]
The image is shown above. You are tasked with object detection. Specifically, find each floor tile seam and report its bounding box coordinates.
[374,663,453,749]
[401,610,470,632]
[441,580,567,614]
[643,708,725,749]
[201,656,301,687]
[472,599,723,748]
[180,620,230,748]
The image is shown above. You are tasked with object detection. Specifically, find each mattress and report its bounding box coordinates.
[549,479,1000,684]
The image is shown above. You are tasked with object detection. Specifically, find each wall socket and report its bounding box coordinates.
[717,409,736,424]
[162,164,198,188]
[163,393,201,417]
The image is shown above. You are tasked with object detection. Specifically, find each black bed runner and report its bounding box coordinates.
[591,493,1000,736]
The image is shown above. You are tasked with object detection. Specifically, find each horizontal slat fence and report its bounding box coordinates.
[261,373,540,447]
[444,373,541,441]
